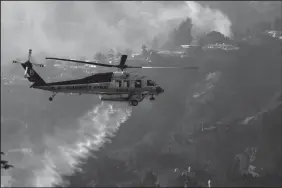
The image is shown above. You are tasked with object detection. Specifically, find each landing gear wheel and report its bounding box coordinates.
[130,100,138,106]
[49,93,56,101]
[150,96,155,101]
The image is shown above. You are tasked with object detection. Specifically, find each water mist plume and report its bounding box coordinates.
[2,102,132,187]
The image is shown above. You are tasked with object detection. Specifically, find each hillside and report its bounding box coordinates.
[57,31,281,187]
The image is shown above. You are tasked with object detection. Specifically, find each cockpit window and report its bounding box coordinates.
[135,80,142,88]
[147,80,155,86]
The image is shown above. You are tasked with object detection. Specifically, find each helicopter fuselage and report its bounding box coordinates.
[14,49,197,106]
[31,71,164,106]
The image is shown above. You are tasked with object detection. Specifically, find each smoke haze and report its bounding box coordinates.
[1,2,232,186]
[1,1,281,187]
[1,1,232,68]
[199,1,282,33]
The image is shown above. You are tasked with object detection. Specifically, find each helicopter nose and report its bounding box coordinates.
[156,86,164,94]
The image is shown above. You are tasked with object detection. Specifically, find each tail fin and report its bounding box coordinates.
[21,63,46,87]
[13,49,46,86]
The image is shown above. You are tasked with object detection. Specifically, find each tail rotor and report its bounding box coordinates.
[12,49,46,79]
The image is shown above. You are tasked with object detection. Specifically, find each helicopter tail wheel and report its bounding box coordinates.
[129,100,138,106]
[49,97,53,101]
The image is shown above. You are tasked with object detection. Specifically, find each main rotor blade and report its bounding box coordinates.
[127,66,199,70]
[12,60,21,64]
[46,57,117,68]
[12,60,45,67]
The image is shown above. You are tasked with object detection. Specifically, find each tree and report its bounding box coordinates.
[273,17,282,30]
[116,51,122,57]
[246,28,252,37]
[152,36,159,49]
[173,18,193,46]
[107,49,115,58]
[199,31,227,45]
[94,52,106,62]
[1,152,13,170]
[253,21,272,33]
[142,170,158,186]
[125,48,133,56]
[163,17,193,49]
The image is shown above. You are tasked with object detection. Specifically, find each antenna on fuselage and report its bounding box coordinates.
[12,49,45,78]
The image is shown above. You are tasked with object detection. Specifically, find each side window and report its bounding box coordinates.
[126,80,130,88]
[116,80,122,88]
[147,80,155,86]
[121,80,126,88]
[135,80,142,88]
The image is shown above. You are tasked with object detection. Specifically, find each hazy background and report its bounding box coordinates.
[1,1,281,187]
[1,1,234,68]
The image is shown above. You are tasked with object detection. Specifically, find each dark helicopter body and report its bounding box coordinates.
[32,71,164,105]
[14,49,197,106]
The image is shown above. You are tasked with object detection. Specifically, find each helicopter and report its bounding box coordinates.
[13,49,198,106]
